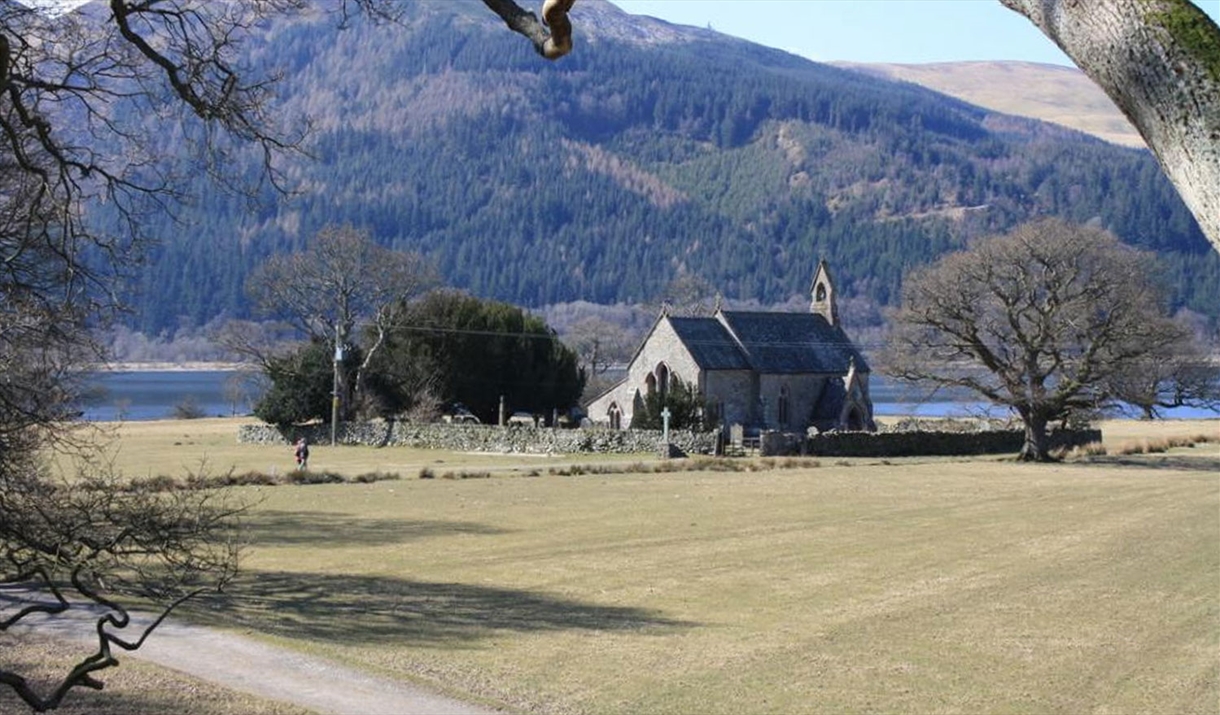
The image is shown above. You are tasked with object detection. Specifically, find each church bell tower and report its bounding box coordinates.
[810,260,838,327]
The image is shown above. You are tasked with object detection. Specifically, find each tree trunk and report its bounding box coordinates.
[1019,411,1053,461]
[999,0,1220,252]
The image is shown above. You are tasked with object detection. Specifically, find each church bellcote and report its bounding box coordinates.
[810,260,838,326]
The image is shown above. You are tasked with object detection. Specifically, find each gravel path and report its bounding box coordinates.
[130,619,503,715]
[5,600,502,715]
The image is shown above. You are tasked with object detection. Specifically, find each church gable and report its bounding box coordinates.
[585,316,697,429]
[625,316,706,394]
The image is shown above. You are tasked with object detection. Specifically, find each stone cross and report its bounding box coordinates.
[661,406,671,442]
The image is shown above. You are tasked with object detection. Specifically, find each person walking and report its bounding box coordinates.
[294,437,310,471]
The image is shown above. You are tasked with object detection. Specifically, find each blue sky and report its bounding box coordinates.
[31,0,1220,65]
[609,1,1220,66]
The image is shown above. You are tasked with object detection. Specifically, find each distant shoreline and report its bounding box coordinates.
[96,362,248,372]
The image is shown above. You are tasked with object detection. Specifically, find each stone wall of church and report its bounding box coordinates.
[584,379,637,428]
[586,318,703,427]
[758,374,827,431]
[704,370,756,427]
[629,319,702,391]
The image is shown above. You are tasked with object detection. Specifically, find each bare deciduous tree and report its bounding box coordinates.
[0,169,243,707]
[1106,334,1220,419]
[650,273,719,319]
[244,224,440,418]
[0,432,242,712]
[0,3,398,709]
[566,316,634,377]
[563,315,635,401]
[885,219,1190,461]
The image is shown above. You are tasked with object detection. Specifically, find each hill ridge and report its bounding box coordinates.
[834,60,1144,148]
[88,0,1214,334]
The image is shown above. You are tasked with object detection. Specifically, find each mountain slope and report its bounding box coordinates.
[835,61,1144,148]
[91,0,1216,333]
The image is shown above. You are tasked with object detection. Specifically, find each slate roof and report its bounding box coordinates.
[662,311,869,375]
[716,311,870,375]
[667,317,751,370]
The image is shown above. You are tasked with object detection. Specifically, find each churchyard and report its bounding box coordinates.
[27,417,1220,714]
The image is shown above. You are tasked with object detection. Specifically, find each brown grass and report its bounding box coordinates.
[1109,431,1217,456]
[186,450,1217,714]
[26,416,1218,714]
[50,417,659,484]
[835,60,1144,148]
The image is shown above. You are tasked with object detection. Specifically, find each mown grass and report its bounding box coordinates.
[32,417,1220,714]
[178,442,1217,714]
[50,417,658,484]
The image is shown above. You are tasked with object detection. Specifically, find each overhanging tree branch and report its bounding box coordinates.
[482,0,576,59]
[999,0,1220,251]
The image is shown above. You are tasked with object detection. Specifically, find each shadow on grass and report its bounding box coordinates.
[1079,455,1220,473]
[187,570,693,647]
[243,510,512,547]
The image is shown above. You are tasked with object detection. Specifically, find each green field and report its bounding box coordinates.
[28,419,1220,713]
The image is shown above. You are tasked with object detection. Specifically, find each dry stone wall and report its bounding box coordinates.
[237,422,720,455]
[238,422,1100,458]
[799,428,1102,457]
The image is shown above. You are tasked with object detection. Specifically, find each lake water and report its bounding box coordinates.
[80,370,1220,422]
[82,370,259,422]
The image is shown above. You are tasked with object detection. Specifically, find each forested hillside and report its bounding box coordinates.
[91,0,1217,334]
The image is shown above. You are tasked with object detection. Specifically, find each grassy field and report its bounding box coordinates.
[51,418,654,482]
[27,418,1220,714]
[51,416,1219,481]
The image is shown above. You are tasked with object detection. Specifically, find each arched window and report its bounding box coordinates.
[608,403,622,430]
[778,386,790,427]
[645,373,657,396]
[655,363,670,399]
[815,283,827,302]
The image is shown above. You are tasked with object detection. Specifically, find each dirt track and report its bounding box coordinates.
[131,619,503,715]
[6,602,501,715]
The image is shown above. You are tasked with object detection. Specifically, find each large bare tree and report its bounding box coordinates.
[0,71,245,709]
[885,219,1191,461]
[244,224,440,418]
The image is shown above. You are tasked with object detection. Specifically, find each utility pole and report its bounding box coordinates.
[331,324,343,446]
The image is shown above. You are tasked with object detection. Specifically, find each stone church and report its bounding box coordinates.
[587,262,875,434]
